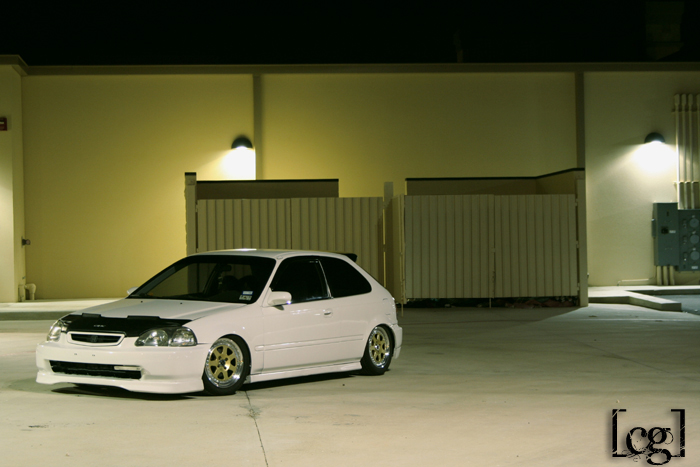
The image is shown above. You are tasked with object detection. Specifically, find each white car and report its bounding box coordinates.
[36,250,402,395]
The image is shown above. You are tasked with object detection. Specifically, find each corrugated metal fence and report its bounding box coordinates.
[188,183,584,303]
[403,194,578,299]
[196,197,385,282]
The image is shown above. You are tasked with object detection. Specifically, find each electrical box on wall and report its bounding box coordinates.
[652,203,679,267]
[678,209,700,271]
[652,203,700,271]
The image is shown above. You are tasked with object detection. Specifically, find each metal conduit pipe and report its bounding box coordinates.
[617,277,656,286]
[18,284,37,301]
[25,284,36,301]
[676,95,682,208]
[683,95,689,208]
[663,265,669,286]
[690,95,695,209]
[655,266,676,287]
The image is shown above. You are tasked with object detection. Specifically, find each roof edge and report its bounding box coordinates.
[19,61,700,76]
[0,55,29,76]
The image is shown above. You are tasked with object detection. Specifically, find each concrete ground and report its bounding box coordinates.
[2,303,699,466]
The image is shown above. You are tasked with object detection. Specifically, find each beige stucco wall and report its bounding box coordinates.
[261,73,577,197]
[21,71,578,299]
[22,75,253,298]
[0,66,25,302]
[585,71,700,286]
[13,66,700,297]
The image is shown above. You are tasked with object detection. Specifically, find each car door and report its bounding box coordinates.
[261,256,344,372]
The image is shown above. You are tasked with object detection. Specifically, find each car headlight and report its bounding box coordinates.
[46,319,67,342]
[135,327,197,347]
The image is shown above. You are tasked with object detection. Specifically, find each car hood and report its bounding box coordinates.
[69,298,246,321]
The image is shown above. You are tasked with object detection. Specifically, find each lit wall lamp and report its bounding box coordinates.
[634,131,673,173]
[225,135,256,180]
[645,132,665,144]
[232,136,253,150]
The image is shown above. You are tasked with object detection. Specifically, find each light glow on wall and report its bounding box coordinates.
[222,148,256,180]
[632,142,675,174]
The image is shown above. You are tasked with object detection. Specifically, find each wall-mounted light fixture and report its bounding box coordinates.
[634,132,674,173]
[645,132,665,144]
[232,136,253,150]
[224,135,256,180]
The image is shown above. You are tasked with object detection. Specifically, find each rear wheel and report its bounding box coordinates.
[360,326,393,375]
[202,337,249,396]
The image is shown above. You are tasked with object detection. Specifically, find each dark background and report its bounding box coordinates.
[3,1,699,66]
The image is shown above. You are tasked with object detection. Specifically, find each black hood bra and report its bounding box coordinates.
[62,313,192,338]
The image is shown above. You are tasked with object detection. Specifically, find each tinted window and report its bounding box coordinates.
[320,257,372,298]
[271,258,330,303]
[131,255,275,304]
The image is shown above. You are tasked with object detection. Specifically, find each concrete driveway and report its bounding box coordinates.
[2,304,699,466]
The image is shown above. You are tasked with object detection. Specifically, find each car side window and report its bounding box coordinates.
[271,258,330,303]
[320,257,372,298]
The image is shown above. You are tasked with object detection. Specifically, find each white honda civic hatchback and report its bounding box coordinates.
[36,250,402,395]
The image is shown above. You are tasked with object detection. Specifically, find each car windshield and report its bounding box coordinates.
[129,255,276,304]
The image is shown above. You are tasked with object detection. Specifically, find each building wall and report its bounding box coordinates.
[585,71,700,286]
[22,75,253,298]
[0,66,25,302]
[20,67,700,298]
[21,71,578,299]
[261,73,578,197]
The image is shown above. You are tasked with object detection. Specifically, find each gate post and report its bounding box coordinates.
[185,172,197,255]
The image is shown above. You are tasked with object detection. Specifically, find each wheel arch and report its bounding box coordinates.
[217,333,253,372]
[366,319,396,347]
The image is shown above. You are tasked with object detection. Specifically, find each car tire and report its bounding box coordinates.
[360,326,393,375]
[202,336,250,396]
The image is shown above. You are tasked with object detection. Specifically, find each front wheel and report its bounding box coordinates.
[360,326,393,375]
[202,337,250,396]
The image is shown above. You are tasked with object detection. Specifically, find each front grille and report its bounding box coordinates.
[69,333,123,344]
[50,361,142,380]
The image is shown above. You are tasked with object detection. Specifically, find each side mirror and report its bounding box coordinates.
[267,291,292,306]
[126,287,138,296]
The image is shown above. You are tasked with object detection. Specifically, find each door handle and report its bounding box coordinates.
[323,309,333,316]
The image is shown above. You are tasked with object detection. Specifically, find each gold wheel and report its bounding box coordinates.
[368,327,391,368]
[204,338,245,389]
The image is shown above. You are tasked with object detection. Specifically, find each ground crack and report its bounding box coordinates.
[245,391,268,467]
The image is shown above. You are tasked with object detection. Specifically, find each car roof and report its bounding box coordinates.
[191,249,354,261]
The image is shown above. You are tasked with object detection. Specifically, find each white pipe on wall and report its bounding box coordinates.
[617,277,656,286]
[676,95,683,208]
[682,94,689,209]
[690,94,700,189]
[653,266,678,286]
[662,265,669,286]
[690,95,695,208]
[25,284,36,301]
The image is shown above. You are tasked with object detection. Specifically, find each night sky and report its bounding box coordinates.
[3,2,698,66]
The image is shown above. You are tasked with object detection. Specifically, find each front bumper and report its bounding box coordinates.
[36,338,209,394]
[389,323,402,358]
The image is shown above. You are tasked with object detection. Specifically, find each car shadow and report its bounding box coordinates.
[52,385,195,401]
[40,370,383,399]
[242,370,361,392]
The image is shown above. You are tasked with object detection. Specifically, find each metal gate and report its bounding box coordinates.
[402,194,580,300]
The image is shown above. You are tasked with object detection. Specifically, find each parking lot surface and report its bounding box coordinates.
[2,304,699,466]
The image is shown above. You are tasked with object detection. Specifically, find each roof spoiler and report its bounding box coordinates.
[337,252,358,262]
